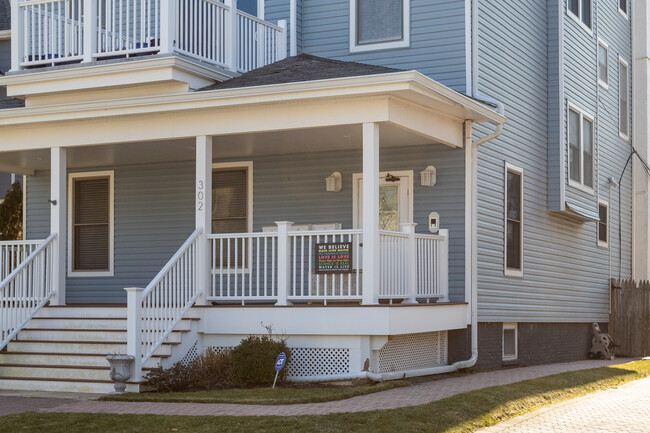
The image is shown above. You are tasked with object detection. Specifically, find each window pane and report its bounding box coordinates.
[598,44,608,83]
[506,221,521,270]
[73,177,110,271]
[238,0,258,17]
[212,169,247,222]
[357,0,403,45]
[507,171,521,221]
[503,328,516,357]
[379,185,400,231]
[569,0,579,16]
[599,204,608,244]
[620,63,629,135]
[620,0,627,13]
[75,225,109,270]
[582,118,593,188]
[569,109,581,183]
[581,0,591,27]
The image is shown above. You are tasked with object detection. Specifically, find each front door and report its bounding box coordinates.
[354,171,412,231]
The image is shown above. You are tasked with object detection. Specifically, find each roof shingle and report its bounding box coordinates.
[201,54,401,91]
[0,0,9,32]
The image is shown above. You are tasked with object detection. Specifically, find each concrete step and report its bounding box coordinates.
[34,306,127,319]
[0,378,140,393]
[6,341,173,356]
[25,317,193,331]
[0,365,113,381]
[0,352,163,369]
[16,329,183,344]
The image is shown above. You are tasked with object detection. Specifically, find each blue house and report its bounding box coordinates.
[0,0,643,392]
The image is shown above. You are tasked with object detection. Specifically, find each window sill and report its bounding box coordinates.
[504,269,523,278]
[349,39,410,54]
[567,11,593,36]
[618,9,629,20]
[568,180,595,196]
[598,80,609,91]
[619,132,630,141]
[597,240,609,249]
[68,270,114,278]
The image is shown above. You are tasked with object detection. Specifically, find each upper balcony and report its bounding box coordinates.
[9,0,287,74]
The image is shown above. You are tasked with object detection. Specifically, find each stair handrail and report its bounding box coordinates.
[126,228,203,381]
[0,233,57,351]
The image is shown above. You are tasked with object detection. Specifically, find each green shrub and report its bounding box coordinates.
[230,335,291,387]
[0,182,23,241]
[144,348,232,392]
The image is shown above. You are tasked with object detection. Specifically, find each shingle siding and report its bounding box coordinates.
[26,144,465,303]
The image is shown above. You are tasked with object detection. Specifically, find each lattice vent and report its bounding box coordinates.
[378,331,448,373]
[180,340,200,366]
[286,348,350,377]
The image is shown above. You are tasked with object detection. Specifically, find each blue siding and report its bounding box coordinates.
[265,0,467,93]
[26,144,465,303]
[473,0,632,323]
[0,39,9,74]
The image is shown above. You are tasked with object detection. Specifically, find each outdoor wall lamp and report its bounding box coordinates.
[325,172,342,192]
[420,165,437,187]
[385,173,400,182]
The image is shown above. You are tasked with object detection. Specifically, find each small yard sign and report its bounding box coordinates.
[272,352,287,389]
[314,242,353,274]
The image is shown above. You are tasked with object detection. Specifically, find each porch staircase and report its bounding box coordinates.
[0,306,199,393]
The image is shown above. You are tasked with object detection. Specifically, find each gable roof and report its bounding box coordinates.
[0,0,9,31]
[201,54,401,91]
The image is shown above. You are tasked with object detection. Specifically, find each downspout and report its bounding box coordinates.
[290,0,298,56]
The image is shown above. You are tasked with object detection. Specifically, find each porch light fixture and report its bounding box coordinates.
[420,166,437,187]
[385,173,400,182]
[326,172,342,192]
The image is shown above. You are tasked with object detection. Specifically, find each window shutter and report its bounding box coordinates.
[357,0,403,45]
[73,177,110,271]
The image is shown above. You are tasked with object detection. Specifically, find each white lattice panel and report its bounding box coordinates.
[286,348,350,377]
[180,340,200,366]
[378,331,447,373]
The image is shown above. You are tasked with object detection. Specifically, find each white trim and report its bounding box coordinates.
[597,199,609,248]
[567,102,595,193]
[504,162,523,278]
[22,175,27,240]
[502,322,518,361]
[618,0,629,20]
[352,170,414,230]
[349,0,410,53]
[567,0,593,35]
[597,38,609,90]
[67,170,115,278]
[618,57,630,140]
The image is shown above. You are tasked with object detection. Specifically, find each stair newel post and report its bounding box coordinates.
[82,0,98,63]
[438,229,450,302]
[401,223,418,304]
[277,19,288,61]
[225,0,239,72]
[125,287,144,382]
[160,0,176,54]
[275,221,293,306]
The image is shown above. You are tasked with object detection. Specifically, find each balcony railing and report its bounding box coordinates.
[207,224,449,305]
[11,0,287,72]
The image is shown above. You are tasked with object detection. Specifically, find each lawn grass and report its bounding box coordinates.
[98,381,409,405]
[2,360,649,433]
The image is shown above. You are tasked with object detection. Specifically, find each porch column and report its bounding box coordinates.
[82,0,98,63]
[50,148,67,306]
[362,123,380,305]
[196,136,213,304]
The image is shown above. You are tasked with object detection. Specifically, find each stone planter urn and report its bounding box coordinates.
[106,354,135,394]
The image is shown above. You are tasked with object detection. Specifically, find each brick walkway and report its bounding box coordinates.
[479,376,650,433]
[31,359,631,417]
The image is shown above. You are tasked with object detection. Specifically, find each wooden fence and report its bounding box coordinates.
[610,279,650,357]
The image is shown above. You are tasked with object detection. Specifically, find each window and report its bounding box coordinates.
[598,201,608,247]
[568,106,594,191]
[350,0,410,53]
[237,0,263,18]
[212,162,253,269]
[568,0,592,30]
[68,171,114,276]
[598,40,608,88]
[503,323,518,361]
[619,59,629,138]
[619,0,628,18]
[505,164,523,276]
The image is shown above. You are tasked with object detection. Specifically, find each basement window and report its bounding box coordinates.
[503,323,518,361]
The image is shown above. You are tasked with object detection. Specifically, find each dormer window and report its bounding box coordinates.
[350,0,410,53]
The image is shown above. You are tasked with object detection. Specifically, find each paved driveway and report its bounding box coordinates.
[480,376,650,433]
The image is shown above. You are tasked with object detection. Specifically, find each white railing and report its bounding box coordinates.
[13,0,287,72]
[126,228,201,380]
[208,231,278,302]
[288,229,363,303]
[0,240,44,282]
[379,226,449,302]
[18,0,84,67]
[97,0,161,57]
[0,234,56,351]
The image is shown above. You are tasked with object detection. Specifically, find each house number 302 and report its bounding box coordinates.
[197,180,204,211]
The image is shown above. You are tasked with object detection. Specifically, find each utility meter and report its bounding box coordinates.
[428,212,440,233]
